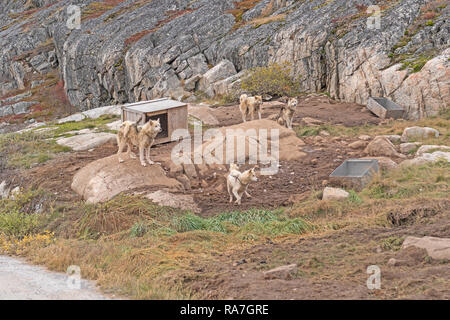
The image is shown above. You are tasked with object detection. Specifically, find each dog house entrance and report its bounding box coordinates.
[146,112,169,139]
[121,98,188,145]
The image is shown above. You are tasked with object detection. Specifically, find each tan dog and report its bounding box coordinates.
[239,94,263,122]
[117,119,162,166]
[227,164,258,205]
[277,97,298,129]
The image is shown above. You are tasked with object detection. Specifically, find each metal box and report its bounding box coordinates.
[367,97,404,120]
[329,159,379,191]
[121,98,188,145]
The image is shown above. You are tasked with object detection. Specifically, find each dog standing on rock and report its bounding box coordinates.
[277,97,298,129]
[239,94,263,122]
[227,164,258,205]
[117,119,162,167]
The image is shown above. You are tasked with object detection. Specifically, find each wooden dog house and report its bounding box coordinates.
[121,98,188,145]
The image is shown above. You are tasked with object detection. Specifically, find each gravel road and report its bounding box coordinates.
[0,255,112,300]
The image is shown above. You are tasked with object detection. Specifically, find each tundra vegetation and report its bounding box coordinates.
[241,62,301,97]
[0,108,448,299]
[0,0,449,300]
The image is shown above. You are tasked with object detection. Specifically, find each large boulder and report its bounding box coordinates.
[364,136,406,158]
[106,120,121,131]
[401,127,440,142]
[402,236,450,260]
[382,135,402,144]
[57,132,117,151]
[58,105,121,124]
[362,157,398,171]
[188,104,220,126]
[416,145,450,156]
[184,74,202,92]
[400,151,450,167]
[213,71,246,97]
[0,101,38,117]
[348,140,368,149]
[192,119,306,170]
[400,142,422,154]
[301,117,324,127]
[145,190,200,213]
[198,60,237,97]
[72,155,183,203]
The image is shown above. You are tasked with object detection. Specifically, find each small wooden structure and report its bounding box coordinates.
[121,98,188,145]
[329,159,379,191]
[367,97,404,120]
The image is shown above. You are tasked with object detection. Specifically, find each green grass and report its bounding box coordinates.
[0,115,119,169]
[47,195,315,241]
[0,131,71,169]
[380,236,404,251]
[49,114,119,136]
[362,160,449,200]
[170,208,313,237]
[348,190,363,204]
[400,55,433,73]
[0,189,47,238]
[129,222,148,238]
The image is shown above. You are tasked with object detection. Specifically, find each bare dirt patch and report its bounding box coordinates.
[211,95,381,127]
[5,97,380,217]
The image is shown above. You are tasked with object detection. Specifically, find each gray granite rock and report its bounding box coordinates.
[0,0,448,120]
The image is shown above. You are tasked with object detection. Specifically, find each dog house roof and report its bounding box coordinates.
[122,98,187,113]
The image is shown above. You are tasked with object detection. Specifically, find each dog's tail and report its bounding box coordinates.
[240,94,248,105]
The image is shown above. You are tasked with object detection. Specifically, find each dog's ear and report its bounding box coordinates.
[156,118,160,123]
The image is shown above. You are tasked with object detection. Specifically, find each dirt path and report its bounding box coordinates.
[0,255,112,300]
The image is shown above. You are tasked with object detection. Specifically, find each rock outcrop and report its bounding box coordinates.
[364,136,406,158]
[192,119,306,166]
[400,150,450,166]
[401,126,440,142]
[56,132,117,151]
[402,236,450,260]
[322,187,349,201]
[0,0,449,120]
[72,155,183,203]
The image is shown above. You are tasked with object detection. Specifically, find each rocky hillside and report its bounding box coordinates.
[0,0,448,120]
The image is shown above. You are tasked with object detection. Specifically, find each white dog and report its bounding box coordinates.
[226,164,258,205]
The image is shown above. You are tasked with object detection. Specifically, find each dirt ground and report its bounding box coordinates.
[212,95,381,127]
[189,199,450,300]
[2,95,448,300]
[13,95,382,217]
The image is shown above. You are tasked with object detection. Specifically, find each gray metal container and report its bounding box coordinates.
[367,97,404,119]
[329,159,379,191]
